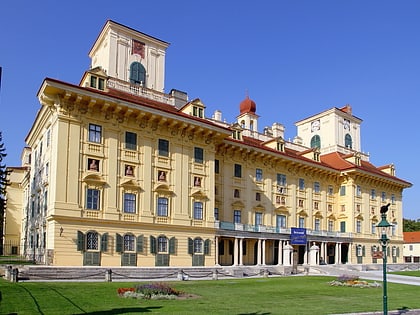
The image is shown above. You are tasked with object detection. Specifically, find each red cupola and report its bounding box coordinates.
[239,96,256,114]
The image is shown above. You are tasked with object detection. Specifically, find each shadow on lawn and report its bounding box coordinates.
[73,306,162,314]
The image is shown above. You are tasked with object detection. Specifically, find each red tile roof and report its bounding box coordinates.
[404,232,420,243]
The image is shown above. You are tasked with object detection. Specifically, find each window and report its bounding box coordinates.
[276,215,286,228]
[194,147,204,163]
[157,197,168,216]
[277,173,286,186]
[341,205,346,212]
[90,76,97,88]
[124,193,136,213]
[88,124,102,143]
[193,238,203,253]
[43,191,48,213]
[371,222,376,234]
[356,204,361,212]
[314,201,319,210]
[328,204,333,212]
[88,158,100,171]
[299,178,305,190]
[215,159,220,174]
[340,221,346,233]
[158,139,169,157]
[328,220,334,232]
[233,210,241,223]
[125,132,137,150]
[129,62,146,85]
[194,201,203,220]
[340,186,346,196]
[124,234,135,252]
[381,192,386,202]
[98,78,105,90]
[310,135,321,149]
[255,212,263,226]
[234,164,242,178]
[391,194,395,204]
[86,231,99,250]
[46,129,51,147]
[356,220,361,233]
[356,185,362,197]
[298,199,304,208]
[328,185,333,196]
[86,189,100,210]
[345,134,352,148]
[158,236,168,253]
[214,208,219,221]
[256,192,261,201]
[299,217,305,228]
[371,189,376,200]
[314,182,320,193]
[314,218,320,231]
[256,168,263,182]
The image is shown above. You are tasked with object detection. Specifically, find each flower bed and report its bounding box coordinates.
[329,275,381,288]
[118,282,185,300]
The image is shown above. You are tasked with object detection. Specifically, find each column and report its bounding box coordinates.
[215,236,219,266]
[239,238,244,266]
[257,239,262,265]
[233,238,239,266]
[262,239,266,265]
[283,242,293,266]
[277,240,283,265]
[347,243,352,264]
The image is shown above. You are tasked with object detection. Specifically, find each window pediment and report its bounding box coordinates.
[327,214,336,220]
[83,174,106,185]
[154,183,173,195]
[356,214,364,220]
[231,200,245,208]
[253,204,265,211]
[191,189,208,200]
[120,179,141,189]
[313,211,323,219]
[275,206,289,215]
[297,209,308,217]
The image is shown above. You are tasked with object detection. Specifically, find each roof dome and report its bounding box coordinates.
[239,96,256,114]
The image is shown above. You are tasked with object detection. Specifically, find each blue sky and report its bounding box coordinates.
[0,1,419,219]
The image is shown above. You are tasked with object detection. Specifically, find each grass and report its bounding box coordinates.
[389,270,420,277]
[1,276,419,315]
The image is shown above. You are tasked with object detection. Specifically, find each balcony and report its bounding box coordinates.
[216,221,352,238]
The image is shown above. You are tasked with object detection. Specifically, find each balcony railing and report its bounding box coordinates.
[215,221,352,238]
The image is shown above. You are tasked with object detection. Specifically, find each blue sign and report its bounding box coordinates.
[290,228,307,245]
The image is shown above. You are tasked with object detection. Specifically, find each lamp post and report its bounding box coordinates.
[377,203,391,315]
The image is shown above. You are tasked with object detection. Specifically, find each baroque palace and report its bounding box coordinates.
[5,20,411,267]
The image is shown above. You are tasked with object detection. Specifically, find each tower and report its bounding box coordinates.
[295,104,363,155]
[88,20,169,92]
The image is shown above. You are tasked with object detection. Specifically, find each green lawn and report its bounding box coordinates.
[389,270,420,277]
[1,276,419,315]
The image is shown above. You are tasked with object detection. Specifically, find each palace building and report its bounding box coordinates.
[6,20,411,267]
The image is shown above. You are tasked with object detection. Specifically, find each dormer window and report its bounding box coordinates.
[90,76,105,90]
[232,130,241,140]
[276,141,285,152]
[313,151,320,162]
[192,106,204,118]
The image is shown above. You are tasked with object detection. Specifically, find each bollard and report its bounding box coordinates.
[263,270,269,278]
[212,269,218,280]
[105,269,113,282]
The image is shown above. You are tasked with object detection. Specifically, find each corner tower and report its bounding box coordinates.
[295,104,363,155]
[88,20,169,92]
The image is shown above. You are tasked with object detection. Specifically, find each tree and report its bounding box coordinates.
[0,131,11,255]
[403,218,420,232]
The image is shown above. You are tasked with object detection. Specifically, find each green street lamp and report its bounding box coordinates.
[377,203,392,315]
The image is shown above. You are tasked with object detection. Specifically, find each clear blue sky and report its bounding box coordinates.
[1,1,418,219]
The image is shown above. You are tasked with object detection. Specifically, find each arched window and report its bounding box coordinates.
[124,234,135,252]
[86,231,98,250]
[129,62,146,85]
[310,135,321,149]
[193,238,203,253]
[158,236,168,253]
[345,134,352,148]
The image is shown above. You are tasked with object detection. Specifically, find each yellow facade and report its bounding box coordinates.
[7,20,411,267]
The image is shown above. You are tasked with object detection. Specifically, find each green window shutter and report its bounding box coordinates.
[93,252,100,265]
[77,231,85,251]
[121,253,136,266]
[150,236,157,254]
[156,253,169,266]
[242,240,246,255]
[121,253,129,266]
[188,238,193,254]
[192,254,204,266]
[362,245,366,257]
[396,247,400,257]
[387,246,390,257]
[204,239,211,255]
[116,233,123,253]
[101,233,108,252]
[137,235,144,253]
[169,237,176,254]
